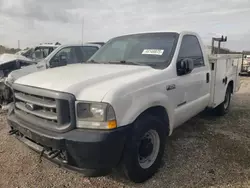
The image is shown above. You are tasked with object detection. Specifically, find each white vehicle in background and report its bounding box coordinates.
[2,42,104,106]
[0,42,61,78]
[240,54,250,75]
[7,31,241,183]
[0,42,61,106]
[19,42,62,62]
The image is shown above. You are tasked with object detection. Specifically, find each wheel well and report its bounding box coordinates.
[228,80,234,93]
[137,106,169,134]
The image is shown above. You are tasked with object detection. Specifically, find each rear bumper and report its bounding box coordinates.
[7,112,131,175]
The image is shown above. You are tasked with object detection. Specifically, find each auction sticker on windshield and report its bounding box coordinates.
[142,49,164,55]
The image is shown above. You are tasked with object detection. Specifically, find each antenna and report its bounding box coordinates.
[81,18,84,45]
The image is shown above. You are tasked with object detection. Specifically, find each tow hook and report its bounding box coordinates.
[8,129,18,135]
[48,150,61,159]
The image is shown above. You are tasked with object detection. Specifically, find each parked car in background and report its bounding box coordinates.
[0,42,61,106]
[0,42,61,78]
[240,55,250,75]
[21,42,61,61]
[2,42,104,107]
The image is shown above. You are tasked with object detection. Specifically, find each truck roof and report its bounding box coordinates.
[37,42,61,47]
[43,43,104,61]
[118,30,199,36]
[86,42,105,46]
[58,43,104,48]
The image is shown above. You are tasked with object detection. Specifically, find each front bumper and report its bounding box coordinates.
[7,112,131,175]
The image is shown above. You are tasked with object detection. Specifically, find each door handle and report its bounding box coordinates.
[206,73,210,83]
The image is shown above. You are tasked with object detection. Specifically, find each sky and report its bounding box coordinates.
[0,0,250,51]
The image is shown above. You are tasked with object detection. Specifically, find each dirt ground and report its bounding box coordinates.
[1,77,250,188]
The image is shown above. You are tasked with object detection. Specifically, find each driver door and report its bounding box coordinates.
[173,35,210,127]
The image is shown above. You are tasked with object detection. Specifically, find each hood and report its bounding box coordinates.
[6,60,47,85]
[0,53,34,65]
[7,64,39,84]
[9,59,47,80]
[15,63,155,101]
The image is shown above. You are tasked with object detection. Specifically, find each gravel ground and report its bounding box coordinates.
[1,77,250,188]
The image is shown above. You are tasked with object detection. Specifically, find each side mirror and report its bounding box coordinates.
[50,54,67,68]
[177,58,194,76]
[15,61,21,69]
[59,54,67,64]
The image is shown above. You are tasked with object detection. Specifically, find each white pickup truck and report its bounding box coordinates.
[7,31,241,183]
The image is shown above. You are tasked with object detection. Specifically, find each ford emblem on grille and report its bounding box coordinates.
[25,103,35,111]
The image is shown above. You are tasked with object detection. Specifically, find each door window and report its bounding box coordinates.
[50,47,78,65]
[177,35,204,67]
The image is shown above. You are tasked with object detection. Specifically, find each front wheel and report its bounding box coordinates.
[214,85,232,116]
[121,114,167,183]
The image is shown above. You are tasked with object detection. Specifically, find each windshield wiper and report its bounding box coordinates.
[86,59,99,63]
[86,60,152,67]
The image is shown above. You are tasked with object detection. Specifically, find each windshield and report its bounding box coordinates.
[89,32,179,69]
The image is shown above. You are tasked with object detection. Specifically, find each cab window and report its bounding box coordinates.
[177,35,204,67]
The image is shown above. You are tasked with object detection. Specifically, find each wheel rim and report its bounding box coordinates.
[138,129,160,169]
[224,90,230,109]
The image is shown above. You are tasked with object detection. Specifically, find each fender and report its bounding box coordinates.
[226,79,234,92]
[115,92,175,135]
[225,76,234,91]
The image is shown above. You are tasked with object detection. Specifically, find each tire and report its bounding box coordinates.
[214,85,232,116]
[121,114,167,183]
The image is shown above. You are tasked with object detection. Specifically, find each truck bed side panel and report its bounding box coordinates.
[208,55,241,108]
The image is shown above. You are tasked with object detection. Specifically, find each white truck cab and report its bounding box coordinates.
[7,31,241,183]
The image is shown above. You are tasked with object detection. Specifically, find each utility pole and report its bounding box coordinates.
[18,40,20,49]
[81,18,84,45]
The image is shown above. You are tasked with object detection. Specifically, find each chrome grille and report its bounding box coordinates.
[12,84,76,132]
[14,90,58,123]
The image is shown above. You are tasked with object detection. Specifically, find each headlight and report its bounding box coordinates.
[6,74,15,85]
[76,102,117,129]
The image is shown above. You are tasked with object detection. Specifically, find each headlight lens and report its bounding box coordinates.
[76,102,117,129]
[6,74,15,85]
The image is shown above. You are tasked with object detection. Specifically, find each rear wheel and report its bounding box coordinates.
[214,85,232,116]
[121,114,167,183]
